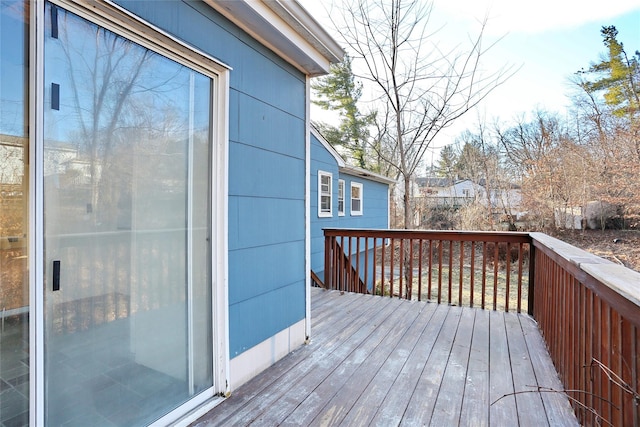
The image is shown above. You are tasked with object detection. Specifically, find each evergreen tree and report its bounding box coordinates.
[436,145,458,180]
[578,26,640,118]
[311,54,375,168]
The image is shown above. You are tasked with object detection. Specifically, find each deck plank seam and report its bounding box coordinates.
[225,296,407,424]
[327,301,441,426]
[457,307,478,427]
[301,300,431,426]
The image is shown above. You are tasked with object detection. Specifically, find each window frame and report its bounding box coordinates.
[337,179,345,216]
[350,182,363,216]
[318,170,333,217]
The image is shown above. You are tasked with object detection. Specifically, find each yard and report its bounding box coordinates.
[551,229,640,272]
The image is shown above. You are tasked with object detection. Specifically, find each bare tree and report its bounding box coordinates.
[331,0,515,228]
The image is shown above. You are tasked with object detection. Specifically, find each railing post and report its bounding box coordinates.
[528,242,535,316]
[324,234,331,290]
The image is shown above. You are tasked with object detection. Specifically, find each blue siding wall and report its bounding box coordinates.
[116,0,307,357]
[310,133,390,281]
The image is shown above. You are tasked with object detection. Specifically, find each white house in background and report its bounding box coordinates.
[487,186,523,214]
[416,178,485,208]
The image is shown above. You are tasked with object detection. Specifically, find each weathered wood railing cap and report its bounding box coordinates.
[323,228,532,242]
[530,232,640,309]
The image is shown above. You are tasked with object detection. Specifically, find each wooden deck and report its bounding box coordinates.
[193,288,579,426]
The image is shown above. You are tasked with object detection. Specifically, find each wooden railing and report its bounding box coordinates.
[531,232,640,427]
[324,229,533,313]
[323,228,640,426]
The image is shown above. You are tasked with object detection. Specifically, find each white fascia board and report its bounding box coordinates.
[311,126,394,186]
[206,0,343,76]
[265,0,343,63]
[340,165,396,186]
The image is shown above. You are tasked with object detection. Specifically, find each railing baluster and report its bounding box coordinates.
[389,238,394,298]
[399,238,404,299]
[505,242,511,312]
[355,237,361,293]
[428,240,433,301]
[339,236,344,291]
[448,240,453,305]
[482,241,487,310]
[409,238,414,299]
[517,242,523,313]
[611,309,622,426]
[418,239,423,302]
[458,241,464,307]
[437,240,443,305]
[492,242,499,311]
[364,237,369,293]
[381,238,386,296]
[372,238,377,295]
[470,241,475,308]
[602,301,612,422]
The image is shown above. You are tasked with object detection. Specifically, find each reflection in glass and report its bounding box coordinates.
[43,3,213,425]
[0,2,30,426]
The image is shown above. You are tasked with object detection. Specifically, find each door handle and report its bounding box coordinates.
[53,260,61,291]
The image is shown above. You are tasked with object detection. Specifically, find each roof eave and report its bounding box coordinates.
[339,165,397,185]
[205,0,344,76]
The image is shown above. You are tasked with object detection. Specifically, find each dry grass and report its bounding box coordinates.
[372,260,530,313]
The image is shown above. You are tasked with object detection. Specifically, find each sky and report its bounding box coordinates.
[299,0,640,165]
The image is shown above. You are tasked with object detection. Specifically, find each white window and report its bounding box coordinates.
[351,182,363,215]
[338,179,345,216]
[318,171,332,217]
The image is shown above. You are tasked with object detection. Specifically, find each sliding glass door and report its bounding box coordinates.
[42,3,213,425]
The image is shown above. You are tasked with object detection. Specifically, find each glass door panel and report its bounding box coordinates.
[43,3,213,425]
[0,2,30,426]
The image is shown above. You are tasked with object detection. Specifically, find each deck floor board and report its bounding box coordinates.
[193,289,579,426]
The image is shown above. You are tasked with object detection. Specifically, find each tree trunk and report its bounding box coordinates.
[403,175,412,229]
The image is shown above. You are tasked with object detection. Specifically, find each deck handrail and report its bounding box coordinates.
[530,232,640,426]
[324,228,533,313]
[323,228,640,426]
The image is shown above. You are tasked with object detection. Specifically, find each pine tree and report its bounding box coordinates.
[311,54,375,168]
[579,26,640,118]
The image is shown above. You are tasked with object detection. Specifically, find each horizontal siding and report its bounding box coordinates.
[232,91,306,158]
[311,137,340,168]
[229,143,305,199]
[228,240,305,305]
[114,0,309,357]
[115,0,305,114]
[229,196,305,250]
[229,280,305,357]
[310,135,390,276]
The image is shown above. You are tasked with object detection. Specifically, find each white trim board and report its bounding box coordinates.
[228,319,307,389]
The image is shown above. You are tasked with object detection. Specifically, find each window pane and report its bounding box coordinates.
[321,195,330,212]
[0,2,30,426]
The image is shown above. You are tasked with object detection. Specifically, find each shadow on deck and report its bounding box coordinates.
[194,288,579,426]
